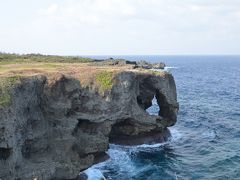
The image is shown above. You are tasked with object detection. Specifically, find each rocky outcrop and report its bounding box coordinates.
[92,59,165,69]
[0,70,178,179]
[92,58,137,66]
[136,60,166,69]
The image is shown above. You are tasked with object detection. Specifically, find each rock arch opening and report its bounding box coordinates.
[146,96,160,115]
[136,87,176,124]
[136,90,165,117]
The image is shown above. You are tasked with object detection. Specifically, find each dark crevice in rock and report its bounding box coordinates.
[137,94,155,110]
[109,118,171,145]
[0,147,12,160]
[71,143,84,158]
[109,118,136,137]
[109,123,171,145]
[0,127,5,140]
[21,139,49,159]
[66,109,75,117]
[72,143,109,164]
[93,152,110,165]
[72,119,104,136]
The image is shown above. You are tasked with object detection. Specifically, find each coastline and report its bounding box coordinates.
[0,54,178,179]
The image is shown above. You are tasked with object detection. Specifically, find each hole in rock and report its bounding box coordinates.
[146,96,160,115]
[72,119,102,136]
[0,147,12,160]
[137,93,162,116]
[109,119,139,144]
[110,119,135,137]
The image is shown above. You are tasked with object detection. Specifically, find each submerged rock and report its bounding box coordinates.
[0,65,178,179]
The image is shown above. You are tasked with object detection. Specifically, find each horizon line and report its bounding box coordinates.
[1,51,240,57]
[81,54,240,56]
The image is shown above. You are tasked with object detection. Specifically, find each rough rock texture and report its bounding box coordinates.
[92,59,165,69]
[0,70,178,180]
[92,58,137,66]
[136,60,166,69]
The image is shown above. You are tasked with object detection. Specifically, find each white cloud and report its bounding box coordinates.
[38,4,59,16]
[38,0,138,26]
[0,0,240,55]
[36,0,240,31]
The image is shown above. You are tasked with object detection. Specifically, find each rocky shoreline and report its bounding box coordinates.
[0,57,178,180]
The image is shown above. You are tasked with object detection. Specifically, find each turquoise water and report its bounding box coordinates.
[85,56,240,180]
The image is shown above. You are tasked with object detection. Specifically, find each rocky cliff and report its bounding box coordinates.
[0,61,178,179]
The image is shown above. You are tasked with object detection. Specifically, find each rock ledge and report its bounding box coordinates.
[0,62,178,180]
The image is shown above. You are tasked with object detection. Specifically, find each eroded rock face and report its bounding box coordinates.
[0,71,178,180]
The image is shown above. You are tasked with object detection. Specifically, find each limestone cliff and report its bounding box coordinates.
[0,61,178,179]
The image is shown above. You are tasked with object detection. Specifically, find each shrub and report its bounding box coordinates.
[95,71,113,92]
[0,76,21,107]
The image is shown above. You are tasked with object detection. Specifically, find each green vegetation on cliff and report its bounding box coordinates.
[0,53,93,64]
[96,71,114,92]
[0,53,167,98]
[0,76,21,107]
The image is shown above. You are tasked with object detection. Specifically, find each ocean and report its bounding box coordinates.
[84,55,240,180]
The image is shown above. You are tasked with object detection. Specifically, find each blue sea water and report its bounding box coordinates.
[85,55,240,180]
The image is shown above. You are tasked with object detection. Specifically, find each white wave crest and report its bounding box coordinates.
[201,130,216,139]
[169,127,183,141]
[84,128,183,179]
[84,168,104,180]
[164,66,179,69]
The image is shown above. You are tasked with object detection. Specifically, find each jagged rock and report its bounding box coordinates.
[137,60,166,69]
[92,59,137,66]
[76,173,88,180]
[92,59,165,70]
[0,68,178,179]
[152,62,166,69]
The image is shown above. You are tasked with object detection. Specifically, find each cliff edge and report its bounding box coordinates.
[0,54,178,179]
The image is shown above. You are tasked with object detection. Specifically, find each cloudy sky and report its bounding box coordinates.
[0,0,240,55]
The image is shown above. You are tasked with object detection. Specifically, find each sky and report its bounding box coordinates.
[0,0,240,55]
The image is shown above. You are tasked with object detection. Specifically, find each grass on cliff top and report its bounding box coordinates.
[0,53,94,76]
[95,71,114,92]
[151,70,166,76]
[0,75,21,107]
[0,63,65,77]
[0,53,93,64]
